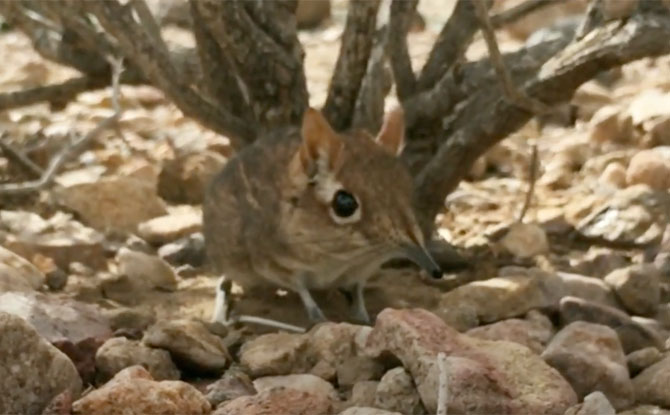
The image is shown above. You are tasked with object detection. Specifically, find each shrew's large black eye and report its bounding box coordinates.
[332,190,358,218]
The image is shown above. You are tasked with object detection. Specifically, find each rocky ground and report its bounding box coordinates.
[2,1,670,414]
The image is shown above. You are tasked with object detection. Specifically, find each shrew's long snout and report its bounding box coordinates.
[401,243,443,279]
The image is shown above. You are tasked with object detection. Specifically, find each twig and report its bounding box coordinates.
[517,143,538,223]
[472,0,550,114]
[437,352,448,415]
[0,58,125,195]
[0,134,44,178]
[0,75,107,111]
[233,315,307,334]
[490,0,562,28]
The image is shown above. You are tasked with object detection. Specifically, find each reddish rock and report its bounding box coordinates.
[213,387,333,415]
[72,366,210,415]
[366,308,577,414]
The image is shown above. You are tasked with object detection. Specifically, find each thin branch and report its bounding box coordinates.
[490,0,562,28]
[352,27,392,133]
[388,0,418,100]
[0,75,107,111]
[437,352,449,415]
[416,0,482,92]
[0,135,44,178]
[0,58,125,196]
[414,9,670,231]
[323,0,381,131]
[517,144,538,223]
[472,0,550,114]
[130,0,170,57]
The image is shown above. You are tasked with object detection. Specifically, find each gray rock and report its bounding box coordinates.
[116,247,178,292]
[205,367,255,407]
[541,321,633,410]
[556,271,618,307]
[374,367,424,414]
[137,206,202,245]
[143,319,230,374]
[559,296,665,353]
[158,232,205,267]
[604,264,661,316]
[467,313,554,354]
[632,356,670,407]
[339,407,402,415]
[158,151,226,204]
[626,347,663,376]
[213,388,332,415]
[336,356,385,387]
[0,312,82,415]
[95,336,180,382]
[253,374,338,403]
[349,381,379,408]
[0,291,112,384]
[563,391,615,415]
[0,245,45,292]
[617,405,670,415]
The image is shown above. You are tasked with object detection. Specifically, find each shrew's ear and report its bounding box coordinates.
[375,106,405,157]
[299,107,343,177]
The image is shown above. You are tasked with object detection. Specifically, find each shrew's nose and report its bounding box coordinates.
[401,244,443,279]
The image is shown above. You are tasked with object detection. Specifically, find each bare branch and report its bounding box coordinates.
[388,0,418,100]
[352,27,392,134]
[0,135,44,178]
[517,144,538,223]
[0,76,107,111]
[194,0,307,127]
[82,0,255,148]
[0,58,125,196]
[437,352,449,415]
[323,0,381,131]
[414,9,670,231]
[130,0,169,57]
[490,0,562,28]
[416,0,484,92]
[472,0,550,114]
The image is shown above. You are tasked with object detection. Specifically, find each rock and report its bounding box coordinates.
[655,303,670,330]
[571,247,630,278]
[239,332,308,377]
[2,213,106,270]
[502,0,586,40]
[143,319,230,374]
[559,296,665,353]
[632,356,670,407]
[589,105,633,143]
[626,347,663,376]
[116,247,178,292]
[213,388,333,415]
[158,151,226,204]
[563,391,615,415]
[349,381,379,408]
[0,245,45,291]
[438,273,560,324]
[630,89,670,126]
[374,367,424,414]
[103,307,156,334]
[618,405,670,415]
[95,336,180,382]
[40,390,74,415]
[205,367,256,407]
[158,232,205,267]
[137,206,202,245]
[0,312,82,415]
[599,162,627,188]
[437,302,479,332]
[498,223,550,258]
[339,407,402,415]
[626,150,670,190]
[336,356,385,387]
[366,308,577,414]
[296,0,330,29]
[605,264,660,316]
[556,271,619,307]
[253,374,338,403]
[643,115,670,147]
[0,291,112,383]
[57,176,167,232]
[307,323,372,380]
[467,314,554,354]
[573,185,670,246]
[541,321,633,409]
[71,366,210,415]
